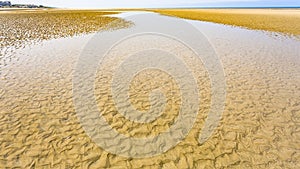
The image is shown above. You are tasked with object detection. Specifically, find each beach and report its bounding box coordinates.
[0,9,299,168]
[153,9,300,36]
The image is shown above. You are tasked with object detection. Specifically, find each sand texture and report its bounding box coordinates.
[153,9,300,36]
[0,10,131,51]
[0,11,299,168]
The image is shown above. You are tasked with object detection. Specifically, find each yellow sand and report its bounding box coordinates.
[0,9,299,168]
[0,10,131,49]
[153,9,300,36]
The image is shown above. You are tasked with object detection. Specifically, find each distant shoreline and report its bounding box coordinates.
[0,7,299,11]
[0,8,53,11]
[158,7,300,9]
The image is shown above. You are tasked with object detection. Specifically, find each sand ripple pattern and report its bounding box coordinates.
[73,13,226,158]
[0,10,131,68]
[1,11,299,168]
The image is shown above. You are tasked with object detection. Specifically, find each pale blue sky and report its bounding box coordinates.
[11,0,300,8]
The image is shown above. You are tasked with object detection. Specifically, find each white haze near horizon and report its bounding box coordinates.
[10,0,300,8]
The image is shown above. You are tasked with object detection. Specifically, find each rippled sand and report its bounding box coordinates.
[0,10,131,67]
[0,11,300,168]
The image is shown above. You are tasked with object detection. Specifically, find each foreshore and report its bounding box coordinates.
[153,8,300,36]
[0,9,299,168]
[2,8,299,35]
[0,10,131,50]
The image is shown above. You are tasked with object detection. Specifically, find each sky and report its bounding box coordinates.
[11,0,300,8]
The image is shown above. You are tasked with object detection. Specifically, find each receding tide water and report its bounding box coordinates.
[0,12,300,168]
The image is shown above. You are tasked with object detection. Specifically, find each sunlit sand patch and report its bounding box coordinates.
[153,9,300,36]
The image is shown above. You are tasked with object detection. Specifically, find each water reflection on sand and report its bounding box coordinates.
[0,12,300,168]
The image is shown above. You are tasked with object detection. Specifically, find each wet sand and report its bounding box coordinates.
[153,9,300,36]
[0,11,300,168]
[0,10,131,68]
